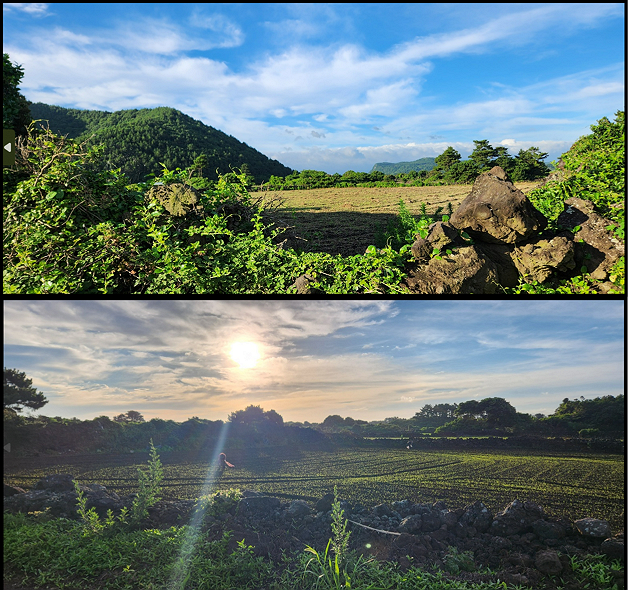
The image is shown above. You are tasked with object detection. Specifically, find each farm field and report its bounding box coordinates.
[264,182,540,256]
[5,446,624,532]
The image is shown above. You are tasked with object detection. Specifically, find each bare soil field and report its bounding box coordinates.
[263,182,540,257]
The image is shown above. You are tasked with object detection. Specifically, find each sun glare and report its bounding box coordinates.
[230,341,261,369]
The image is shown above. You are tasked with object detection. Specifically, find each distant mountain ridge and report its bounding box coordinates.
[370,157,436,175]
[27,102,293,184]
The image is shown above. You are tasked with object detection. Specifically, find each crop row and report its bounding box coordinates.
[4,447,623,531]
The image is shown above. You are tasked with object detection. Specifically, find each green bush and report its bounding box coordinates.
[508,110,625,294]
[578,428,601,438]
[3,124,413,294]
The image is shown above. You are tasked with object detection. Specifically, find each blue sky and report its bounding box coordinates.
[3,3,624,174]
[3,300,624,423]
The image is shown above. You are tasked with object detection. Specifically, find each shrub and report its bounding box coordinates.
[578,428,601,438]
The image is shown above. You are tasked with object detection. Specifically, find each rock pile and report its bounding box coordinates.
[4,474,124,519]
[4,474,624,588]
[400,166,623,294]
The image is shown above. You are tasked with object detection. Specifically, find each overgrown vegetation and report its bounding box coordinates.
[4,439,624,589]
[3,83,624,294]
[506,110,625,294]
[72,439,163,535]
[3,122,414,294]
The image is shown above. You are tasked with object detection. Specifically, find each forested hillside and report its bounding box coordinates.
[27,102,292,183]
[370,157,436,175]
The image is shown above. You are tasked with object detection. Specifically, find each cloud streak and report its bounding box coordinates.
[3,3,623,172]
[3,301,623,423]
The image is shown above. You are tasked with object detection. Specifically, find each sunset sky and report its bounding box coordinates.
[3,300,624,423]
[3,3,624,173]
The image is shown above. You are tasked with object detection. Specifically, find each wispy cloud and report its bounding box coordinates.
[3,3,623,172]
[3,301,623,422]
[3,3,51,16]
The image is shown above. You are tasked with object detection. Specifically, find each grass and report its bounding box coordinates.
[267,182,539,257]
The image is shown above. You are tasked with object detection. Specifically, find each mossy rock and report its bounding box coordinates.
[147,182,204,217]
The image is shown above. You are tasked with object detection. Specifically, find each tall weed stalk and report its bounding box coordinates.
[74,439,162,534]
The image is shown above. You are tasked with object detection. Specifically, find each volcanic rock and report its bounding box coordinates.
[421,510,442,533]
[402,244,500,294]
[238,495,281,516]
[34,473,76,493]
[491,500,545,537]
[146,182,203,217]
[534,550,563,575]
[600,536,625,560]
[4,474,124,519]
[315,493,335,513]
[449,166,547,244]
[556,197,624,281]
[399,514,422,534]
[373,503,393,518]
[531,519,566,540]
[512,235,576,283]
[573,517,611,538]
[288,500,312,518]
[458,501,493,535]
[4,484,26,496]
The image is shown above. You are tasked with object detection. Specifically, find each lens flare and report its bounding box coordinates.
[167,420,231,588]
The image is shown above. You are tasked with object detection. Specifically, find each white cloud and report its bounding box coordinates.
[4,4,623,172]
[3,3,50,16]
[4,301,623,422]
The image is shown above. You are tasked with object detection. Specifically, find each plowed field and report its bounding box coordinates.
[5,445,623,532]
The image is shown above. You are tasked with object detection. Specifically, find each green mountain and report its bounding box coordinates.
[370,157,436,175]
[27,103,292,184]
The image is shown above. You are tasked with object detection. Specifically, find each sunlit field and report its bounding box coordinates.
[5,446,623,531]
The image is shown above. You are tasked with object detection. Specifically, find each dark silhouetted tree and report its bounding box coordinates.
[4,368,48,413]
[322,415,346,428]
[455,397,517,427]
[264,408,284,426]
[113,410,145,423]
[229,404,266,424]
[3,54,32,138]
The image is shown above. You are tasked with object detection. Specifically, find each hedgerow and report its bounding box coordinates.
[3,123,411,294]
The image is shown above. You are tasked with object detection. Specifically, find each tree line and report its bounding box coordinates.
[314,395,624,438]
[257,142,551,191]
[5,366,623,448]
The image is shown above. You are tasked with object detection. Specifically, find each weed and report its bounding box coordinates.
[73,439,163,535]
[440,545,476,574]
[330,486,351,564]
[129,438,164,526]
[374,198,433,251]
[195,487,243,520]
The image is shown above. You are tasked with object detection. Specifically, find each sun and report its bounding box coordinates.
[230,342,261,369]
